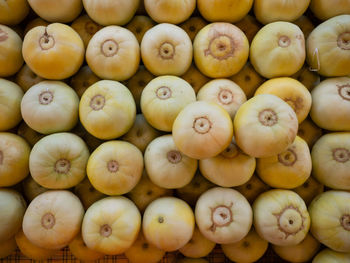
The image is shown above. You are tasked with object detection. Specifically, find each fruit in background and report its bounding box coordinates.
[272,233,320,263]
[144,135,197,189]
[0,133,30,187]
[15,229,58,260]
[173,101,233,159]
[312,248,350,262]
[143,197,195,251]
[29,132,89,189]
[24,18,49,35]
[144,0,195,24]
[0,25,23,77]
[127,171,173,213]
[234,94,298,158]
[197,0,253,23]
[16,122,44,147]
[21,81,79,134]
[180,17,208,42]
[141,76,196,132]
[70,65,100,98]
[82,196,141,255]
[0,79,23,131]
[22,190,84,250]
[199,137,256,187]
[292,64,320,91]
[312,132,350,190]
[307,15,350,77]
[234,175,270,204]
[15,64,44,92]
[178,259,209,263]
[87,140,143,195]
[82,0,139,26]
[194,23,249,78]
[22,23,84,79]
[195,187,252,244]
[310,0,350,20]
[141,23,192,76]
[197,79,247,120]
[230,62,265,99]
[126,15,156,44]
[0,189,26,242]
[22,176,48,202]
[28,0,82,23]
[234,15,261,44]
[68,232,105,261]
[254,78,311,123]
[79,80,136,140]
[221,228,268,263]
[250,22,305,78]
[176,171,215,207]
[0,237,17,259]
[257,136,312,189]
[74,178,106,210]
[122,114,161,153]
[293,15,315,39]
[181,64,210,94]
[292,176,324,205]
[124,231,165,263]
[127,66,154,112]
[254,0,310,24]
[71,14,103,48]
[179,226,216,258]
[0,0,29,25]
[309,190,350,252]
[253,189,310,246]
[311,77,350,131]
[86,26,139,81]
[297,118,322,148]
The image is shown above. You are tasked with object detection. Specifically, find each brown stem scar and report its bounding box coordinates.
[204,32,235,60]
[193,116,212,134]
[85,21,98,35]
[341,214,350,231]
[258,109,278,126]
[332,148,350,163]
[278,36,291,48]
[167,150,182,164]
[101,39,118,57]
[100,224,112,237]
[41,213,56,229]
[107,160,119,173]
[54,159,71,174]
[156,86,172,100]
[278,148,297,166]
[337,32,350,50]
[273,205,306,239]
[221,141,239,159]
[159,42,175,59]
[39,90,54,105]
[158,216,164,223]
[39,28,55,50]
[338,84,350,101]
[208,202,234,232]
[218,88,233,105]
[90,94,105,111]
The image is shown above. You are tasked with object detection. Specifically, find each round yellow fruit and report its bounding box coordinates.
[15,64,44,92]
[0,0,29,25]
[313,248,350,263]
[68,232,105,261]
[180,17,208,42]
[126,15,156,44]
[70,65,101,98]
[292,176,324,205]
[71,14,103,48]
[310,0,350,21]
[79,80,136,140]
[194,23,249,78]
[234,175,270,204]
[234,94,298,158]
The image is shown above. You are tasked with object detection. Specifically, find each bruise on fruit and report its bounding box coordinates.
[205,31,235,60]
[258,109,278,126]
[39,90,54,105]
[39,28,55,50]
[0,28,8,42]
[337,32,350,50]
[218,88,234,105]
[90,94,105,110]
[159,42,175,59]
[332,148,350,163]
[54,158,71,174]
[208,203,233,232]
[101,39,118,57]
[85,21,99,36]
[100,224,112,237]
[341,214,350,231]
[337,84,350,101]
[193,116,212,134]
[156,86,172,99]
[278,147,297,166]
[167,150,182,164]
[285,97,304,114]
[41,212,56,229]
[107,160,119,172]
[0,151,3,165]
[273,205,306,239]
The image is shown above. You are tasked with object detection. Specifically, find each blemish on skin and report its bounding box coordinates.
[0,28,8,42]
